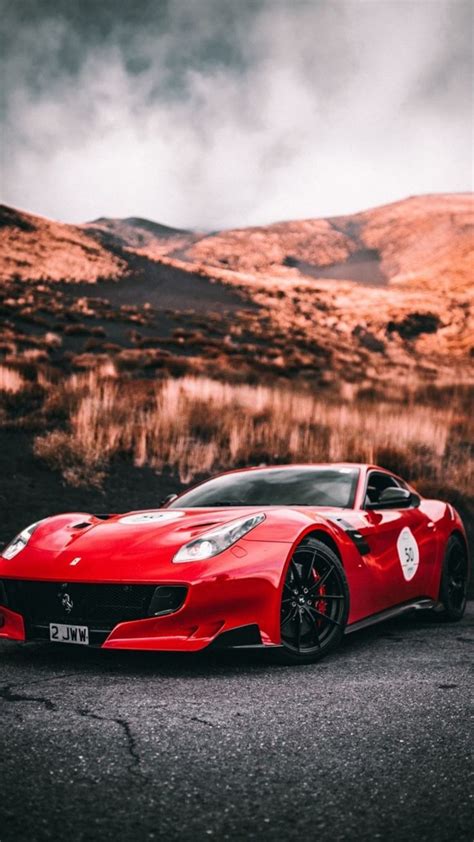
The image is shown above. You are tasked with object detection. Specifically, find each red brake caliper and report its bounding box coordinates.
[312,568,327,621]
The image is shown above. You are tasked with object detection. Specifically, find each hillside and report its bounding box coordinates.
[0,194,472,388]
[0,205,127,283]
[2,193,472,291]
[182,193,473,293]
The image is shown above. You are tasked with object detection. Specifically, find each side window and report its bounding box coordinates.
[364,472,400,507]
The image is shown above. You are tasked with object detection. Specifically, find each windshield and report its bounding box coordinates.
[169,467,359,508]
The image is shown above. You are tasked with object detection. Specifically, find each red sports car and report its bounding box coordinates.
[0,464,469,664]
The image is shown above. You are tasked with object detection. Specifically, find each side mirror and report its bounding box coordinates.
[366,487,419,510]
[161,493,178,507]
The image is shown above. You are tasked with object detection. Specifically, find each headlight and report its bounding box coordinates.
[2,521,42,560]
[173,513,265,563]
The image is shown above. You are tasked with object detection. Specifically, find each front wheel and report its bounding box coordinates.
[272,537,349,665]
[433,535,469,621]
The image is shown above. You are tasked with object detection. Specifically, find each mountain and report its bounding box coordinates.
[83,217,197,260]
[1,193,472,290]
[179,193,472,291]
[0,194,472,388]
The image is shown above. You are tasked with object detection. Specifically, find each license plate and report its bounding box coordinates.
[49,622,89,645]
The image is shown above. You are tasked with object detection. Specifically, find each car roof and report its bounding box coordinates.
[211,463,370,474]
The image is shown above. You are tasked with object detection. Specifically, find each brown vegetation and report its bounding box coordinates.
[11,370,469,498]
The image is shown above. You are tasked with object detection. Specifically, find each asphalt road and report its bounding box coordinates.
[1,605,472,842]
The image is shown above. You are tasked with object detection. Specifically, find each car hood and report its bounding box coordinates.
[0,505,349,582]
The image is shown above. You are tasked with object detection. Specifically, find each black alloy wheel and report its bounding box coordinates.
[435,535,469,621]
[274,537,349,664]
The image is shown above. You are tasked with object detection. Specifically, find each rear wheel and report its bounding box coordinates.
[273,537,349,665]
[434,535,469,621]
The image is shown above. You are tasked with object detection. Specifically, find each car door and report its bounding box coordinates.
[356,471,437,611]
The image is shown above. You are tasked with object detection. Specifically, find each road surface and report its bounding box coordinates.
[1,604,472,842]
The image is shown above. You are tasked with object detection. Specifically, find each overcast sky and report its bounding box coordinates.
[0,0,472,229]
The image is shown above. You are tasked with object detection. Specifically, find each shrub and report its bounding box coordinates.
[0,365,26,394]
[33,430,106,488]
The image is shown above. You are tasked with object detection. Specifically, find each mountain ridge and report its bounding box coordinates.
[0,193,472,389]
[1,192,472,289]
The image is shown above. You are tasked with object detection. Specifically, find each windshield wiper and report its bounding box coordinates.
[204,499,247,507]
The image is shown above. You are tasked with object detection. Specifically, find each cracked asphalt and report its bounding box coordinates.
[1,605,472,842]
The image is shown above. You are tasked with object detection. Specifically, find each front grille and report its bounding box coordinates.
[1,580,187,638]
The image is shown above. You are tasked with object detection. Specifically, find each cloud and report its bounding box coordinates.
[1,0,472,228]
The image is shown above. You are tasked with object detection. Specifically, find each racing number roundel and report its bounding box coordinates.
[119,511,184,525]
[397,527,419,581]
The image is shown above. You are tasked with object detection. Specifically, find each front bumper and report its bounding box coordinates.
[0,543,285,650]
[0,605,266,651]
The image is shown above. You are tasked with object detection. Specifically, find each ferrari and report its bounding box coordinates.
[0,464,469,664]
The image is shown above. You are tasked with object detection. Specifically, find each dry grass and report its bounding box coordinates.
[29,371,473,493]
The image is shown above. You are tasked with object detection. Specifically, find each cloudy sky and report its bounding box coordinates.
[1,0,472,229]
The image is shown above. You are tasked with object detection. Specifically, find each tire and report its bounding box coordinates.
[433,534,469,622]
[271,537,349,665]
